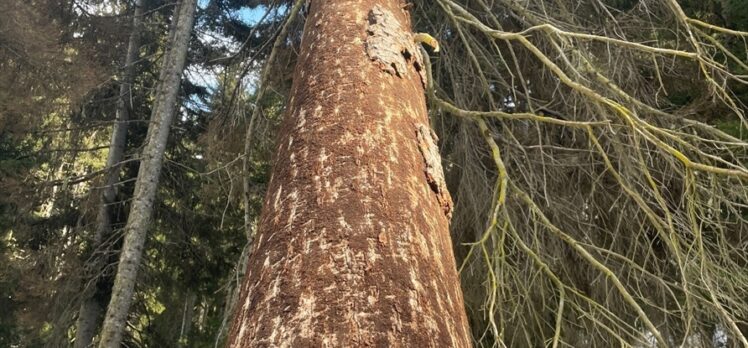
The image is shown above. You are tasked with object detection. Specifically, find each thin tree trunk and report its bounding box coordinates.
[74,298,103,348]
[178,292,197,347]
[74,1,144,346]
[96,1,197,347]
[227,0,471,346]
[242,112,258,241]
[214,242,250,347]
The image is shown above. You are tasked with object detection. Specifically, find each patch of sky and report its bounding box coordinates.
[189,1,274,93]
[198,0,268,26]
[237,6,269,26]
[73,0,119,16]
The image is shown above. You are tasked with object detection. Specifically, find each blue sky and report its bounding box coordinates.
[236,6,267,25]
[197,0,268,26]
[187,1,274,104]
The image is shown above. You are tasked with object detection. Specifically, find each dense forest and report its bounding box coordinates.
[1,0,747,347]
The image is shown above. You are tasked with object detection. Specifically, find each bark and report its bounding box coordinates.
[214,242,251,346]
[243,113,258,241]
[178,292,197,347]
[74,298,103,348]
[74,1,144,346]
[227,0,471,346]
[96,1,197,347]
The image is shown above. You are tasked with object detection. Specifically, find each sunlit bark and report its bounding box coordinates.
[96,1,197,346]
[227,0,471,346]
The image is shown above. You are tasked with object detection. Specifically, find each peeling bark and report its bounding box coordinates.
[365,4,428,86]
[227,0,471,346]
[416,124,453,218]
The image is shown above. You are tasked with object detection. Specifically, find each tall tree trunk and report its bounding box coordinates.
[96,1,197,347]
[74,1,144,346]
[227,0,471,346]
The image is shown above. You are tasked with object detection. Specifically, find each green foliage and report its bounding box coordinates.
[722,0,748,30]
[715,119,747,140]
[0,0,289,345]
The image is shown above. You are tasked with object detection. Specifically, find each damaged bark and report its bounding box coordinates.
[416,124,453,218]
[365,4,428,86]
[227,0,471,347]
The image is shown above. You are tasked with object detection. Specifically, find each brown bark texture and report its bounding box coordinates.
[227,0,471,346]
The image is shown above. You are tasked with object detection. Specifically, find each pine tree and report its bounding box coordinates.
[96,1,198,346]
[74,2,145,347]
[227,0,471,346]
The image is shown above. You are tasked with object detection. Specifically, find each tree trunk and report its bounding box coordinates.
[74,298,103,348]
[74,1,144,346]
[96,1,197,347]
[178,291,197,347]
[227,0,471,346]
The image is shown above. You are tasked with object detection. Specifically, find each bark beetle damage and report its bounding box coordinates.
[365,5,428,86]
[416,124,453,218]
